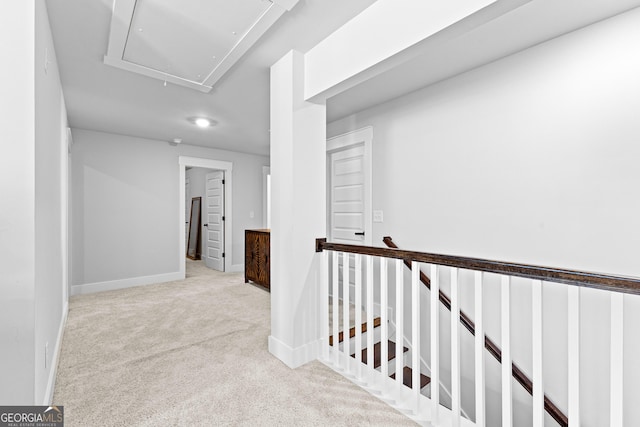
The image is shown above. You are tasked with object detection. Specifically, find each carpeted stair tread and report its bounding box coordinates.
[390,366,431,389]
[352,340,407,368]
[329,317,382,346]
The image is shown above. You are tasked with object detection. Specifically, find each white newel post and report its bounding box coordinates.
[268,50,327,368]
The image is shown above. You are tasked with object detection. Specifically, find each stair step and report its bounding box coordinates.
[329,317,382,346]
[352,340,407,369]
[390,366,431,389]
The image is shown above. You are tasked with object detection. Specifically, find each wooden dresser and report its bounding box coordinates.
[245,229,270,290]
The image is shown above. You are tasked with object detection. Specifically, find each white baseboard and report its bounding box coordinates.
[43,301,68,405]
[268,335,320,369]
[230,263,244,273]
[71,272,183,296]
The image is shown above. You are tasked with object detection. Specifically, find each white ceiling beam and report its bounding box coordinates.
[304,0,531,102]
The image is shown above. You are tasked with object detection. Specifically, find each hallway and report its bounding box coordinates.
[54,260,414,426]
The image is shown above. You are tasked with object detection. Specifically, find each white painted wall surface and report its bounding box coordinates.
[70,129,267,291]
[0,0,68,405]
[34,0,69,404]
[0,0,37,405]
[328,8,640,427]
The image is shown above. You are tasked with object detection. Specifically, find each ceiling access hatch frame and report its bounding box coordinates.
[104,0,298,93]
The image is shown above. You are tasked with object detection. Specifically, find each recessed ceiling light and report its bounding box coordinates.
[138,28,143,32]
[173,138,182,144]
[188,117,217,128]
[195,118,211,128]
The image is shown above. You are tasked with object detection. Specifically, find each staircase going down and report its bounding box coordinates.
[330,315,431,395]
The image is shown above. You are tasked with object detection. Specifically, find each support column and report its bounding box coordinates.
[268,50,326,368]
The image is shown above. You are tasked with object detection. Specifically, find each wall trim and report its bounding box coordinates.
[70,271,182,296]
[262,165,270,229]
[43,301,68,405]
[268,335,319,369]
[327,126,373,152]
[179,156,233,276]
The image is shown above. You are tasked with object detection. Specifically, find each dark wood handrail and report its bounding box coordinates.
[315,238,640,296]
[381,237,567,427]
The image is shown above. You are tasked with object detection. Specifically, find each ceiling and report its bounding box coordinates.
[47,0,640,156]
[46,0,378,156]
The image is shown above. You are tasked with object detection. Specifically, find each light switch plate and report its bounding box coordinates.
[373,210,384,223]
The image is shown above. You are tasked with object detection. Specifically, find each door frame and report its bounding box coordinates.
[178,156,233,277]
[262,165,270,229]
[326,126,373,246]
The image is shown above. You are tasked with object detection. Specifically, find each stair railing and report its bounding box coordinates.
[383,236,569,426]
[315,237,639,427]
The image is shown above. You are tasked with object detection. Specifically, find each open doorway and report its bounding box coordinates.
[185,168,226,271]
[179,156,233,279]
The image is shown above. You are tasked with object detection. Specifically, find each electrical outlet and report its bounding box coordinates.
[373,210,384,223]
[45,342,49,369]
[250,211,254,219]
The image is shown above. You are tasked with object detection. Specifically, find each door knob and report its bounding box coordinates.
[355,231,365,236]
[203,224,209,227]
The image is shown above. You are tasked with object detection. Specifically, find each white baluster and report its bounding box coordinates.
[475,271,485,427]
[501,275,512,427]
[355,254,363,379]
[381,257,389,380]
[610,292,624,427]
[412,261,421,415]
[321,249,329,361]
[366,255,374,372]
[395,259,404,394]
[343,252,350,371]
[430,264,440,424]
[532,280,544,427]
[568,286,580,427]
[332,251,339,367]
[451,267,461,427]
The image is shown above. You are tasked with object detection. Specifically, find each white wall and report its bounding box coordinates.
[0,0,68,405]
[0,0,37,405]
[70,129,267,292]
[328,7,640,427]
[34,0,69,404]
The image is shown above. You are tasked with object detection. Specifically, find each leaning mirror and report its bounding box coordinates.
[187,197,202,260]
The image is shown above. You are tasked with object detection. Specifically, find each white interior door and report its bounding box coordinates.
[205,171,225,271]
[329,144,370,244]
[328,135,372,307]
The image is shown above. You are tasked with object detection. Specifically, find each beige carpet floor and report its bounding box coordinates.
[54,260,415,426]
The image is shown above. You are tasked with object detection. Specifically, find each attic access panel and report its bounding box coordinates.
[104,0,298,92]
